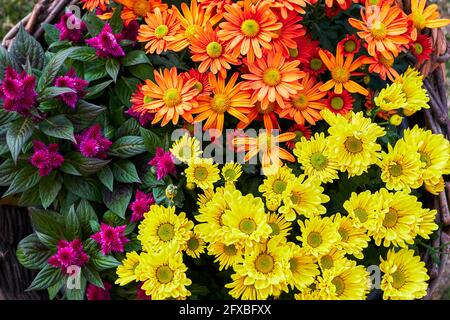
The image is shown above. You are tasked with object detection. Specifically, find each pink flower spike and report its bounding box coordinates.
[75,124,112,159]
[0,67,37,115]
[91,223,129,255]
[148,147,176,180]
[129,190,155,222]
[86,24,125,58]
[86,281,112,300]
[30,140,64,177]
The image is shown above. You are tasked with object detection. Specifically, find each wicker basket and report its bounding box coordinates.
[0,0,448,300]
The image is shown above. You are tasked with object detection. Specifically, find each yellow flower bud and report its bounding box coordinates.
[389,114,403,126]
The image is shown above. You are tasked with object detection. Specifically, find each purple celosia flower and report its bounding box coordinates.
[148,147,176,180]
[86,281,112,300]
[91,223,129,255]
[54,68,89,108]
[55,13,87,44]
[127,107,154,127]
[136,283,152,300]
[75,124,112,159]
[121,20,139,44]
[30,140,64,177]
[86,24,125,58]
[129,190,155,222]
[0,67,37,115]
[48,239,89,273]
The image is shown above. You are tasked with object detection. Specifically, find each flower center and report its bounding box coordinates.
[379,55,394,67]
[307,231,322,248]
[211,93,230,113]
[320,255,334,269]
[292,94,309,110]
[143,95,153,104]
[289,257,299,272]
[391,270,406,289]
[330,96,344,110]
[194,81,203,93]
[194,166,208,181]
[256,102,274,114]
[332,276,345,296]
[269,222,280,236]
[289,47,298,58]
[154,24,169,39]
[310,58,323,71]
[157,223,175,242]
[133,0,150,16]
[224,244,237,256]
[414,42,424,55]
[241,19,260,37]
[419,152,431,168]
[370,21,387,40]
[354,207,368,223]
[184,24,197,40]
[255,253,274,274]
[294,130,304,142]
[344,136,363,153]
[156,265,174,284]
[239,218,257,235]
[224,169,236,181]
[310,152,328,170]
[388,163,403,177]
[206,41,223,58]
[338,227,349,241]
[343,40,356,53]
[187,237,200,251]
[411,12,426,30]
[263,68,281,86]
[383,208,398,228]
[290,192,302,205]
[272,179,287,194]
[331,67,350,83]
[163,88,181,107]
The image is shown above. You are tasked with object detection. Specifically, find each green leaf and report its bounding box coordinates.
[39,115,76,143]
[77,199,99,234]
[116,118,140,137]
[109,136,146,158]
[89,220,101,233]
[129,64,154,81]
[68,100,105,130]
[102,184,132,219]
[82,265,105,289]
[16,234,52,270]
[84,63,108,82]
[3,165,40,197]
[6,116,34,163]
[38,47,79,91]
[39,172,62,209]
[0,158,17,186]
[110,5,123,33]
[0,45,19,79]
[27,264,65,291]
[65,205,81,240]
[106,58,120,82]
[63,176,102,202]
[59,162,82,176]
[113,159,141,183]
[64,152,111,176]
[47,278,65,300]
[42,23,60,46]
[98,165,114,191]
[84,12,105,37]
[121,50,150,66]
[66,277,86,300]
[140,127,163,155]
[103,210,125,226]
[90,254,121,270]
[115,77,140,107]
[9,24,45,69]
[30,209,65,240]
[85,80,113,98]
[69,46,97,62]
[18,185,42,206]
[38,86,76,101]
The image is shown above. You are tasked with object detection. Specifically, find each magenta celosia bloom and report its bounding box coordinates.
[0,67,37,115]
[55,13,87,44]
[129,190,155,222]
[136,283,152,300]
[30,140,64,177]
[148,147,176,180]
[75,124,112,159]
[121,20,139,44]
[91,223,129,255]
[86,24,125,58]
[54,68,89,108]
[86,281,112,300]
[48,239,89,273]
[127,107,154,126]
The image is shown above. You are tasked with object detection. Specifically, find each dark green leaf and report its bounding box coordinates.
[39,172,62,209]
[115,77,140,107]
[63,176,102,202]
[42,23,60,46]
[129,64,154,81]
[109,5,123,33]
[3,165,40,197]
[0,158,17,186]
[89,220,101,233]
[113,159,141,183]
[16,234,52,270]
[84,63,108,82]
[66,277,86,300]
[47,278,65,300]
[84,12,105,37]
[9,24,45,69]
[68,100,105,130]
[121,50,150,66]
[106,58,120,82]
[85,80,113,98]
[38,86,76,101]
[69,46,97,62]
[39,115,76,143]
[0,45,19,79]
[64,152,111,176]
[27,265,65,291]
[6,116,34,163]
[90,254,121,270]
[38,47,79,91]
[30,209,65,240]
[82,265,104,289]
[116,118,140,137]
[102,184,132,219]
[77,199,99,234]
[109,136,146,158]
[18,185,42,206]
[59,162,82,176]
[65,205,81,240]
[140,127,163,155]
[98,165,114,191]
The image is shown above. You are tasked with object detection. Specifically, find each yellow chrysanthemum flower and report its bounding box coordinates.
[343,191,383,231]
[380,248,429,300]
[225,273,260,300]
[394,67,429,116]
[138,205,194,252]
[322,110,385,177]
[170,133,202,163]
[258,165,295,202]
[318,248,347,271]
[115,251,140,286]
[295,286,322,300]
[207,241,243,271]
[265,194,282,212]
[297,216,340,257]
[424,176,445,195]
[267,213,292,238]
[293,133,339,184]
[279,175,330,221]
[185,157,220,190]
[286,242,320,291]
[378,141,423,192]
[185,232,206,258]
[221,161,243,183]
[222,189,272,248]
[139,246,192,300]
[374,82,407,111]
[414,208,439,240]
[196,187,215,209]
[332,213,370,259]
[316,259,371,300]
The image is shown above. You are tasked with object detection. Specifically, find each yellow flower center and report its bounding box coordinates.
[156,265,174,284]
[310,152,328,170]
[187,237,200,251]
[289,257,299,272]
[343,40,356,53]
[383,208,398,228]
[269,222,280,236]
[370,21,387,40]
[239,218,256,234]
[157,223,175,242]
[388,163,403,177]
[331,67,350,83]
[344,136,363,153]
[411,12,426,30]
[354,207,368,223]
[143,95,153,104]
[272,179,287,194]
[419,152,431,168]
[194,166,209,181]
[163,88,181,107]
[391,270,406,289]
[330,96,344,110]
[307,231,322,248]
[320,255,334,269]
[154,24,169,39]
[194,81,203,93]
[338,227,349,241]
[290,192,302,205]
[414,42,424,55]
[206,41,223,58]
[255,253,275,274]
[263,68,281,86]
[332,276,345,296]
[224,169,236,181]
[379,55,394,67]
[289,47,298,58]
[292,94,309,110]
[184,24,197,40]
[211,93,230,113]
[133,0,150,17]
[310,58,323,71]
[241,19,260,37]
[224,244,237,256]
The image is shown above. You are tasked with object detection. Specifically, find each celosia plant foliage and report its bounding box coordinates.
[0,0,449,301]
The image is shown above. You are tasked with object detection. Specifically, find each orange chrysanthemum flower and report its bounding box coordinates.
[278,73,327,125]
[198,0,233,15]
[137,7,180,54]
[114,0,167,25]
[348,3,410,59]
[82,0,109,11]
[170,0,223,52]
[285,124,312,149]
[266,12,306,58]
[181,69,213,99]
[190,22,240,78]
[193,72,253,134]
[290,34,320,64]
[270,0,311,19]
[233,131,296,174]
[337,34,361,57]
[217,0,282,64]
[318,46,369,95]
[409,0,450,39]
[366,53,399,81]
[237,102,282,132]
[241,51,304,110]
[138,67,199,126]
